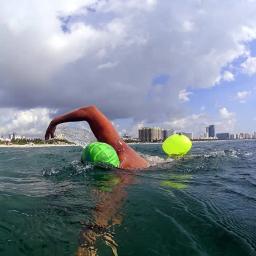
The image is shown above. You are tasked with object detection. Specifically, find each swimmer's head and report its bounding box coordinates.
[81,142,120,168]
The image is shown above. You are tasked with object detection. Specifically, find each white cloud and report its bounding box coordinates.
[222,71,235,82]
[97,61,118,70]
[0,108,55,137]
[182,20,195,32]
[239,25,256,42]
[235,90,251,103]
[127,121,145,137]
[241,56,256,75]
[162,108,237,136]
[178,89,192,102]
[1,1,256,134]
[164,113,210,136]
[219,107,234,119]
[218,107,236,132]
[102,0,157,12]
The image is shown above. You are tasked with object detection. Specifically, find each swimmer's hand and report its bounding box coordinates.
[45,121,56,140]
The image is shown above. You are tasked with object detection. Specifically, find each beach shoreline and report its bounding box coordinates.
[0,144,79,148]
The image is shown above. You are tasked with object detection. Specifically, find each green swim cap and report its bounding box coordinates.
[81,142,120,168]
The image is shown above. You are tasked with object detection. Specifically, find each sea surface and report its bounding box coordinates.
[0,140,256,256]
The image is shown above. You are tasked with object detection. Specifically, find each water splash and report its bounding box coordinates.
[141,154,173,166]
[55,123,96,147]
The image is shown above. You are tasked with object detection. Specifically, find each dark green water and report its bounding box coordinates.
[0,141,256,256]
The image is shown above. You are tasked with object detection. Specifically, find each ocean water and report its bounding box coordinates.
[0,140,256,256]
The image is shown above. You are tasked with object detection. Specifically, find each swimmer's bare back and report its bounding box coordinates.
[45,105,149,170]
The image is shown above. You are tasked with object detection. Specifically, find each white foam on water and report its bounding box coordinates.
[189,149,241,159]
[244,152,253,156]
[141,153,174,166]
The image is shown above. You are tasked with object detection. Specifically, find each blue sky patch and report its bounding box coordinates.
[152,74,170,86]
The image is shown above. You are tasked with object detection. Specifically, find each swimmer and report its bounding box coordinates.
[45,105,149,170]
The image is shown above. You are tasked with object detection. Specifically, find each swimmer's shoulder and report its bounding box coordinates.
[110,139,149,170]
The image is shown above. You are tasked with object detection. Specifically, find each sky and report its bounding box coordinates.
[1,0,256,138]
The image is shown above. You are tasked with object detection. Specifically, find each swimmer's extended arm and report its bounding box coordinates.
[45,105,122,147]
[45,105,148,169]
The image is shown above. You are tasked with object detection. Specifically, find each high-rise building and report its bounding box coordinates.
[152,127,162,141]
[239,133,244,139]
[216,133,230,140]
[208,125,215,138]
[162,130,168,140]
[139,127,150,142]
[138,127,165,142]
[9,132,16,140]
[229,134,235,140]
[205,125,215,138]
[162,129,175,141]
[206,126,209,138]
[244,133,251,139]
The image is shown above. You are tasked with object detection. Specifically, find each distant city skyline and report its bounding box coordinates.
[135,125,256,141]
[1,124,256,141]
